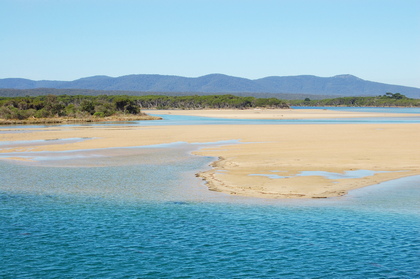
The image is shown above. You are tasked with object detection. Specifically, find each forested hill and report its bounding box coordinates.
[0,88,334,100]
[1,74,419,98]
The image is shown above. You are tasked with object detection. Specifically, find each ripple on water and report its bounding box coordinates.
[0,138,419,278]
[1,193,419,278]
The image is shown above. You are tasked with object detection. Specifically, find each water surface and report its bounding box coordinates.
[1,107,419,278]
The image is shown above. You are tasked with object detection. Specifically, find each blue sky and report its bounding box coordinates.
[1,0,419,87]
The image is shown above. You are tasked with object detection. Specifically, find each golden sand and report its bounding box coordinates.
[1,109,419,198]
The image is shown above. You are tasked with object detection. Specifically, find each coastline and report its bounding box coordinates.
[195,156,418,199]
[1,109,419,199]
[0,114,162,125]
[190,123,420,199]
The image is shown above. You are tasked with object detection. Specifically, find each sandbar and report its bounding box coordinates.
[1,109,419,199]
[148,108,420,119]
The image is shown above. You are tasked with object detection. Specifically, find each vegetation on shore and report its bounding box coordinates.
[0,95,146,122]
[0,88,335,100]
[0,92,418,124]
[290,93,420,107]
[0,115,160,125]
[133,95,289,109]
[0,94,289,123]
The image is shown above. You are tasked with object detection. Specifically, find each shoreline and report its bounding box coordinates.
[194,155,419,199]
[0,114,162,125]
[1,109,419,199]
[147,108,420,119]
[188,123,419,199]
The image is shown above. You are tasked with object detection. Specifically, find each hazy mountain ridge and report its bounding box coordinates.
[0,74,419,98]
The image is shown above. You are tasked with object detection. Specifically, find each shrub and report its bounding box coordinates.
[93,112,105,118]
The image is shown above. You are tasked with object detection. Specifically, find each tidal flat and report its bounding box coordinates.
[1,108,420,198]
[1,108,419,278]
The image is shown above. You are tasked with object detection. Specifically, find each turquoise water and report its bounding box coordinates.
[1,108,420,278]
[145,114,420,125]
[1,106,420,129]
[1,173,419,278]
[292,106,420,114]
[144,106,420,125]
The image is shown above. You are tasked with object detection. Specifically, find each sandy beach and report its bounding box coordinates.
[1,109,419,198]
[149,108,420,119]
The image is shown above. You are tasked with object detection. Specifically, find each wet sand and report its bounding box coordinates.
[1,109,419,198]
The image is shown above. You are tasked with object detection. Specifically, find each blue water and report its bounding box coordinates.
[2,190,419,278]
[1,107,420,278]
[292,106,420,114]
[145,113,420,125]
[1,174,419,278]
[1,106,420,130]
[142,106,420,125]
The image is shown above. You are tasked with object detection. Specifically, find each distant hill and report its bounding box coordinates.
[0,88,336,100]
[1,74,419,98]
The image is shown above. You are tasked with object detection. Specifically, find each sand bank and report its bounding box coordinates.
[1,110,419,199]
[148,108,420,119]
[0,114,161,125]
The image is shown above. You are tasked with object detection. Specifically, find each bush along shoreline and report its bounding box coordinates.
[1,93,417,124]
[0,94,290,124]
[0,95,164,124]
[0,114,161,125]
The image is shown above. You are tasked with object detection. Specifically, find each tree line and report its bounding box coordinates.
[0,95,141,120]
[134,95,289,109]
[289,93,420,107]
[0,88,329,100]
[1,92,417,121]
[0,94,289,120]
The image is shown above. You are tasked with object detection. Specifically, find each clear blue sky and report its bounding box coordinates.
[1,0,419,87]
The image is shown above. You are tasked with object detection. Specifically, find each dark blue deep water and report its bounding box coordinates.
[1,108,419,278]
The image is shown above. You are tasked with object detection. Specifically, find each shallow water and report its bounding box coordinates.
[250,169,395,180]
[1,108,419,278]
[146,113,420,125]
[1,142,419,278]
[1,107,420,130]
[292,106,420,114]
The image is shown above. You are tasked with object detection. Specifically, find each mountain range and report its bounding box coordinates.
[0,74,419,98]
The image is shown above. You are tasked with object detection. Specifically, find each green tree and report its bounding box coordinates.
[79,100,95,115]
[113,97,140,114]
[43,95,64,117]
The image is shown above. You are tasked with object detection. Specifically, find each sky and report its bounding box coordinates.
[1,0,419,87]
